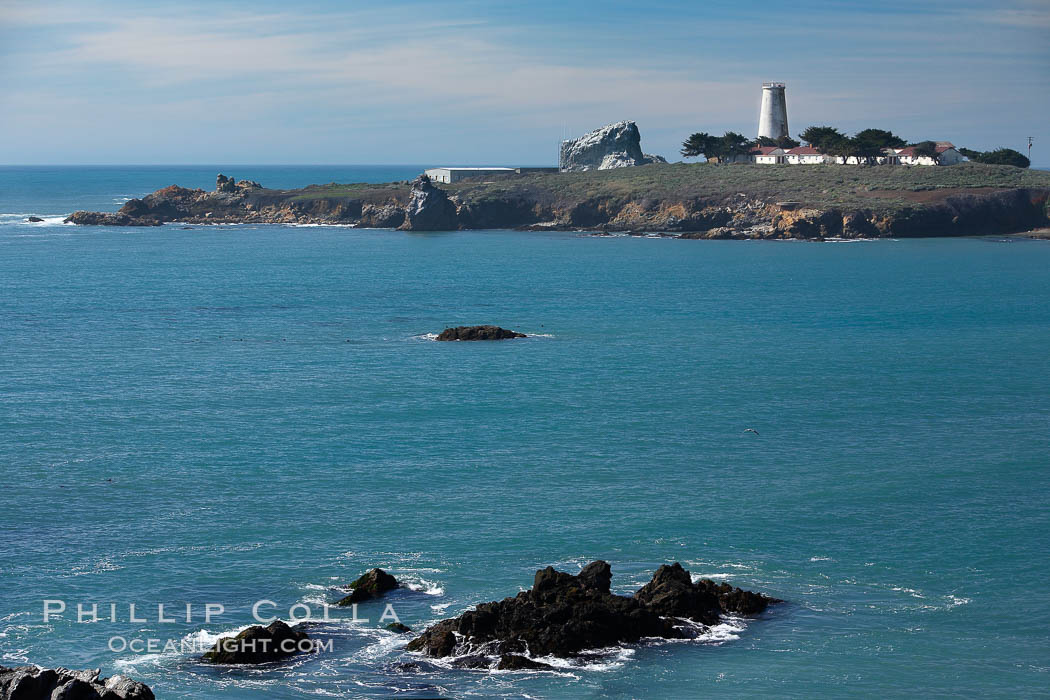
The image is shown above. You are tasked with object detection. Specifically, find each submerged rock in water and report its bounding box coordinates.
[25,216,44,223]
[385,622,412,633]
[0,665,154,700]
[336,568,399,605]
[435,325,527,341]
[406,560,778,659]
[201,620,312,664]
[496,654,555,671]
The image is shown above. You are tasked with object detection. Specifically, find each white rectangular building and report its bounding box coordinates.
[424,167,516,184]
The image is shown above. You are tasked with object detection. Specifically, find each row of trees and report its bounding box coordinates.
[798,126,906,164]
[680,131,754,162]
[680,126,908,164]
[959,147,1030,168]
[681,126,1030,167]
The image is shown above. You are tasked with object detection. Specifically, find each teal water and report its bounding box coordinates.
[1,168,1049,698]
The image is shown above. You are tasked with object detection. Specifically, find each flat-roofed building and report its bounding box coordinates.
[424,167,516,184]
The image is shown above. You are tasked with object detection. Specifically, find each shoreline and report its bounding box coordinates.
[62,163,1050,240]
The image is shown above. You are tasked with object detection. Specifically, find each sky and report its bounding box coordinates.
[1,0,1048,166]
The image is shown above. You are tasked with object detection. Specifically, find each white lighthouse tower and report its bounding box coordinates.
[757,82,789,140]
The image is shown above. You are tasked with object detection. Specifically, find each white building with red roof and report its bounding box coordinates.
[784,145,833,164]
[894,141,965,166]
[749,146,786,164]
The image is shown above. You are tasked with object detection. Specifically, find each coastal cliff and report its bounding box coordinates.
[66,164,1050,239]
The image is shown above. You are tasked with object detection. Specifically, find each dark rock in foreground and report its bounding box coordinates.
[201,620,312,664]
[436,325,527,341]
[0,665,154,699]
[406,560,778,659]
[337,568,399,605]
[385,622,412,633]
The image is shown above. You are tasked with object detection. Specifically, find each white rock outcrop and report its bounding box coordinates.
[559,121,664,172]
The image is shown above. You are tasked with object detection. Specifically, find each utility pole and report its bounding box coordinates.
[1028,136,1034,163]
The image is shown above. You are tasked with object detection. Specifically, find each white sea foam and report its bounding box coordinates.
[351,626,409,662]
[67,558,123,577]
[402,577,444,596]
[0,214,71,227]
[809,556,833,562]
[526,645,635,673]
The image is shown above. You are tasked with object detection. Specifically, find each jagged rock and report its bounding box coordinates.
[560,121,662,172]
[406,561,778,659]
[360,203,405,228]
[644,154,668,164]
[599,151,640,170]
[201,620,312,664]
[25,216,44,223]
[399,175,458,231]
[336,568,399,606]
[496,654,554,671]
[0,665,154,700]
[235,179,262,191]
[632,563,778,619]
[843,210,878,238]
[773,208,843,238]
[216,174,237,192]
[435,326,526,341]
[577,559,613,592]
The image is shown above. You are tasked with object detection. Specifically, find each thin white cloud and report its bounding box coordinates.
[0,0,1046,163]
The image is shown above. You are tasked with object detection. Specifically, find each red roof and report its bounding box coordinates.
[898,143,955,157]
[786,146,821,155]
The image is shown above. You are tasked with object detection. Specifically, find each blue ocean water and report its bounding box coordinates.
[1,167,1048,699]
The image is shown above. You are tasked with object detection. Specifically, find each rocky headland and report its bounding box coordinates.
[64,163,1050,239]
[405,561,778,666]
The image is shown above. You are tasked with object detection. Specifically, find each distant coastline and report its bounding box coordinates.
[65,162,1050,240]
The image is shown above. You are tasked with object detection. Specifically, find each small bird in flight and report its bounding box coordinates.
[743,428,760,435]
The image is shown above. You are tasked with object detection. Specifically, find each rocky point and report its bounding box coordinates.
[405,561,778,663]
